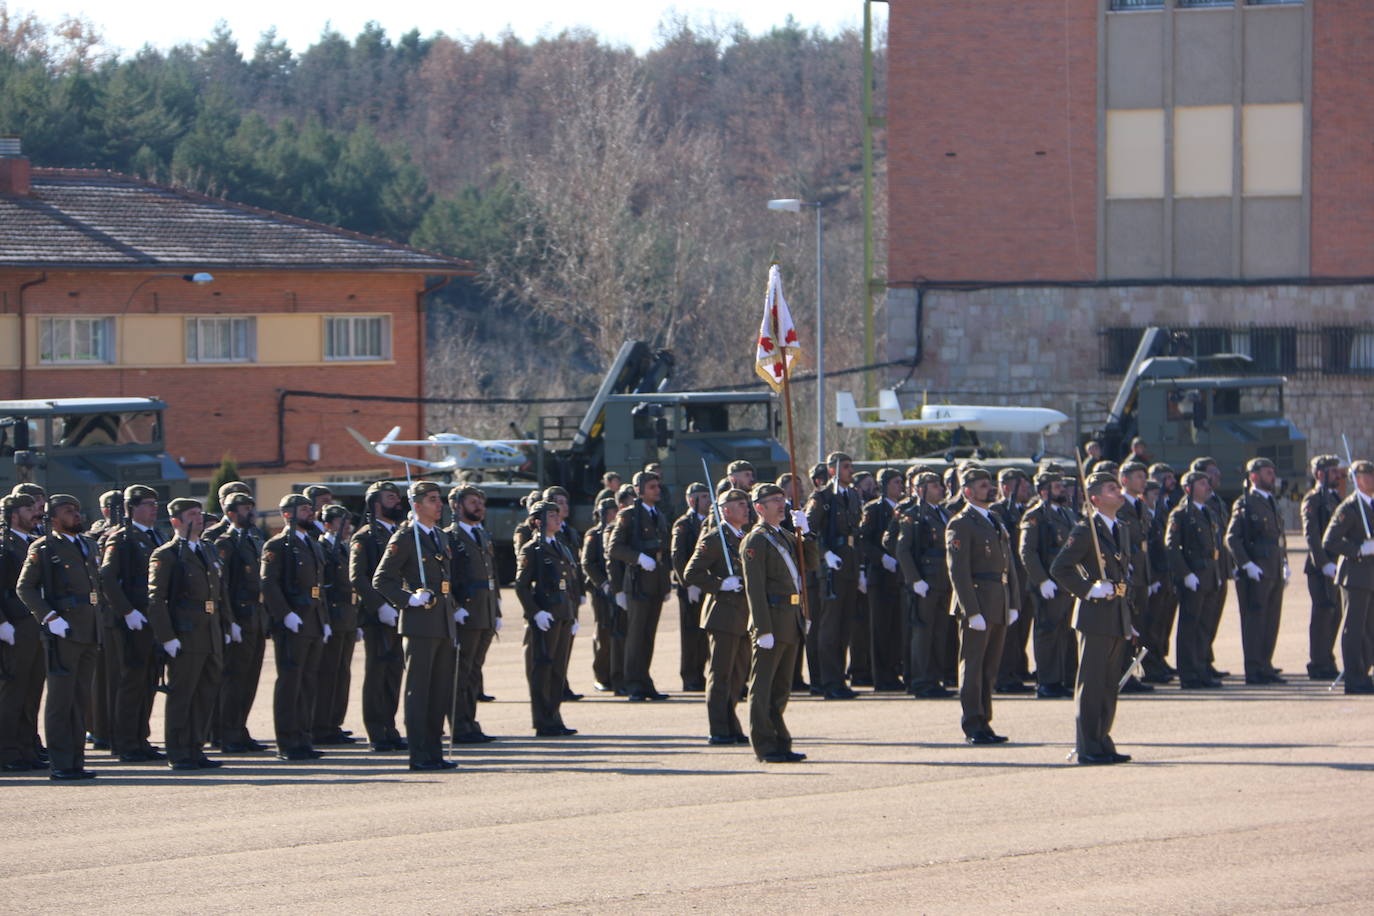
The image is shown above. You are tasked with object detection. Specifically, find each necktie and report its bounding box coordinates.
[146,528,161,548]
[72,535,88,558]
[473,527,483,548]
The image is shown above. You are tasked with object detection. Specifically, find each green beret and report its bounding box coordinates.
[751,482,785,502]
[616,483,637,502]
[809,462,829,480]
[1182,471,1210,489]
[1147,462,1174,477]
[916,472,942,487]
[726,460,754,474]
[1094,461,1120,475]
[449,484,485,503]
[997,467,1027,483]
[1119,461,1149,476]
[1034,470,1062,488]
[961,467,992,488]
[279,493,311,512]
[99,489,121,509]
[632,471,660,489]
[1245,457,1276,474]
[877,468,902,490]
[218,481,252,500]
[48,493,81,511]
[542,486,570,501]
[364,480,402,502]
[1190,457,1217,472]
[715,477,732,495]
[1351,460,1374,476]
[11,482,46,499]
[686,481,710,497]
[528,500,559,519]
[409,480,442,501]
[596,498,617,517]
[826,451,852,467]
[1311,454,1341,474]
[2,493,35,514]
[223,492,255,511]
[123,484,158,505]
[321,504,350,523]
[1085,472,1118,495]
[167,497,201,517]
[718,487,750,506]
[302,485,333,501]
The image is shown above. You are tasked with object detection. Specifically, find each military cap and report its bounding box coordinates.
[602,471,622,483]
[542,486,570,501]
[852,471,873,486]
[47,493,81,511]
[364,480,402,503]
[877,467,903,490]
[826,451,853,467]
[1147,462,1174,478]
[719,487,750,506]
[1094,460,1120,475]
[916,471,942,487]
[523,489,542,507]
[1182,470,1210,489]
[408,480,443,502]
[449,484,485,503]
[218,481,252,500]
[1190,456,1218,472]
[123,484,158,505]
[715,477,732,495]
[302,484,333,501]
[726,460,754,474]
[1351,460,1374,476]
[1040,462,1066,475]
[751,482,785,502]
[595,497,617,517]
[98,489,121,509]
[279,493,311,512]
[1311,454,1341,474]
[11,482,46,499]
[321,504,350,523]
[1119,461,1149,476]
[1085,472,1118,495]
[528,499,559,519]
[809,462,829,481]
[616,483,637,501]
[904,465,924,482]
[631,470,660,489]
[223,492,255,511]
[686,481,710,497]
[1130,436,1147,448]
[1245,457,1276,475]
[2,493,35,514]
[167,497,201,518]
[960,467,992,488]
[1144,479,1161,494]
[1034,469,1062,488]
[997,467,1027,483]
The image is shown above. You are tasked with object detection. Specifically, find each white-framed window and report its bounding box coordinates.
[185,316,256,363]
[39,316,114,364]
[325,315,390,361]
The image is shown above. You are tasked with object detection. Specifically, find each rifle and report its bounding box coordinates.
[1343,434,1371,539]
[701,456,735,577]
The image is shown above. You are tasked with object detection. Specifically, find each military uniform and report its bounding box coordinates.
[1050,512,1134,762]
[350,516,405,748]
[1019,497,1077,695]
[804,478,865,695]
[1301,473,1343,679]
[211,513,268,750]
[147,533,227,768]
[685,509,750,741]
[313,529,358,744]
[261,522,329,758]
[581,515,623,692]
[607,497,673,699]
[373,519,458,767]
[990,488,1033,691]
[1321,489,1374,693]
[1225,486,1288,682]
[1165,497,1225,687]
[858,493,904,690]
[1116,490,1154,690]
[895,497,957,696]
[514,525,579,734]
[0,517,44,769]
[1140,499,1178,682]
[671,505,710,691]
[98,517,163,758]
[946,499,1019,740]
[446,519,501,741]
[17,516,102,777]
[85,489,120,750]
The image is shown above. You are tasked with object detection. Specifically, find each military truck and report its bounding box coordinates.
[0,397,190,522]
[1085,327,1307,499]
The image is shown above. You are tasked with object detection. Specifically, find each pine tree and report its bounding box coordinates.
[206,452,241,514]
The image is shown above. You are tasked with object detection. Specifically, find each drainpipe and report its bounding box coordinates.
[417,276,451,437]
[17,272,47,398]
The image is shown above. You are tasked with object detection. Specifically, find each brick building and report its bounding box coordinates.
[0,138,473,509]
[884,0,1373,465]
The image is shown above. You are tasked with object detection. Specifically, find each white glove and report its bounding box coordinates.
[224,632,232,645]
[283,611,302,633]
[912,580,930,598]
[804,617,812,635]
[858,572,868,594]
[124,609,147,631]
[378,603,399,627]
[1039,580,1057,600]
[162,638,181,658]
[494,617,503,633]
[455,607,470,624]
[688,585,702,603]
[600,581,612,596]
[967,614,987,632]
[0,621,14,646]
[1361,539,1374,557]
[1282,563,1290,583]
[571,620,580,636]
[230,622,243,643]
[1183,573,1200,592]
[46,617,69,638]
[881,554,898,573]
[1242,561,1263,581]
[1148,582,1161,596]
[1088,580,1115,600]
[637,553,657,572]
[355,627,364,641]
[791,510,810,534]
[1130,626,1140,639]
[615,592,628,610]
[323,624,333,642]
[533,610,553,631]
[579,594,587,606]
[823,551,842,570]
[756,632,775,649]
[408,589,433,607]
[721,575,743,593]
[1323,562,1338,579]
[1009,608,1019,625]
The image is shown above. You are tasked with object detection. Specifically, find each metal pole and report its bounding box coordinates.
[815,202,826,464]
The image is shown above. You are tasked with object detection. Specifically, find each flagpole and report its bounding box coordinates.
[772,274,813,626]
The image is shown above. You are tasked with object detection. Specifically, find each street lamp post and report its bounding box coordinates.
[767,198,824,463]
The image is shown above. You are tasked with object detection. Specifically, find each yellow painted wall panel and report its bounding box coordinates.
[0,315,18,368]
[1106,109,1165,199]
[1243,103,1303,196]
[1174,105,1234,198]
[258,315,322,364]
[121,315,183,366]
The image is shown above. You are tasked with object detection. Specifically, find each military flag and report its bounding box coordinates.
[755,264,800,392]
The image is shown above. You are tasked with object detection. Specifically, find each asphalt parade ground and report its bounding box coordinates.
[3,543,1372,914]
